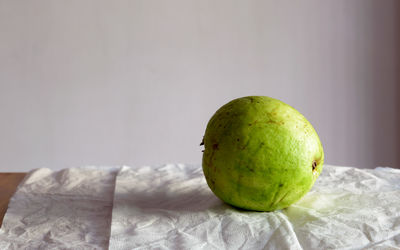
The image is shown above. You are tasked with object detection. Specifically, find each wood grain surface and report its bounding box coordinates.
[0,173,26,227]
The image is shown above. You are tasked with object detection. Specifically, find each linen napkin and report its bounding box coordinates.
[0,167,118,249]
[2,164,400,249]
[109,164,400,249]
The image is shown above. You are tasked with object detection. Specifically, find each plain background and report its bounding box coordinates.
[0,0,399,171]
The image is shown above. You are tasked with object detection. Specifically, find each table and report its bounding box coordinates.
[0,173,26,227]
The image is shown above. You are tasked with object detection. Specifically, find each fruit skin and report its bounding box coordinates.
[202,96,324,212]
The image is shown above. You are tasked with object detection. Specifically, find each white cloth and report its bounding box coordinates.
[1,164,400,249]
[0,167,118,249]
[109,164,400,249]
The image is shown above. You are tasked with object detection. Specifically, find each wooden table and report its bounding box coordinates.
[0,173,26,227]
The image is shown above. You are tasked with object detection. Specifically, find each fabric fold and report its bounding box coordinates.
[109,164,302,249]
[1,164,400,249]
[0,167,118,249]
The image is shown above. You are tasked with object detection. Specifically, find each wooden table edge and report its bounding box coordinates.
[0,173,27,227]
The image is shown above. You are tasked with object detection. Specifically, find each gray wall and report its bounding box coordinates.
[0,0,399,171]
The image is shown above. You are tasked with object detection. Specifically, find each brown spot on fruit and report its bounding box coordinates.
[312,160,317,171]
[213,143,219,150]
[246,166,254,172]
[211,179,215,187]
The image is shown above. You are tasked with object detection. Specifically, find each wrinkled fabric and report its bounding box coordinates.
[109,164,400,250]
[0,167,118,249]
[109,164,302,250]
[285,166,400,249]
[1,164,400,249]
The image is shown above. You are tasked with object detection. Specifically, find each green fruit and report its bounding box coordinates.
[202,96,324,211]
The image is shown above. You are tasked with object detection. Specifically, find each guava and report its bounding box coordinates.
[201,96,324,211]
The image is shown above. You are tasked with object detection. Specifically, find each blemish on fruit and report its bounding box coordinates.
[312,160,317,171]
[212,143,219,150]
[246,166,254,172]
